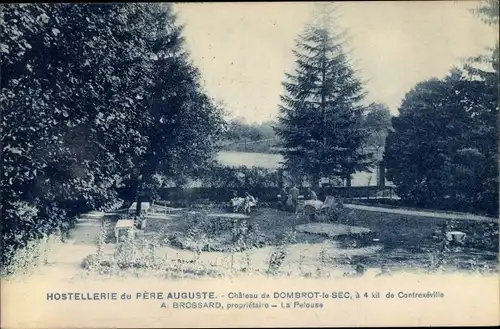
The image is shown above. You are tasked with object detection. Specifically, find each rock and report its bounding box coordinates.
[376,265,392,277]
[355,264,366,275]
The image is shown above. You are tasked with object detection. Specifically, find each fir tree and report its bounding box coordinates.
[274,5,372,187]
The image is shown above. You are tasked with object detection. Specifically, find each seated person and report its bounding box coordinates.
[306,187,318,201]
[243,192,257,213]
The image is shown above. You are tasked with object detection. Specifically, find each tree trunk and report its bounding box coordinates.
[134,173,143,217]
[135,196,142,217]
[345,175,352,187]
[377,161,386,187]
[319,31,327,190]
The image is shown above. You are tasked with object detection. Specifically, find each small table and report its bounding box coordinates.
[115,220,135,243]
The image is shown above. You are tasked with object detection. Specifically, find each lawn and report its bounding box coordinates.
[131,204,499,275]
[334,209,498,271]
[7,202,496,282]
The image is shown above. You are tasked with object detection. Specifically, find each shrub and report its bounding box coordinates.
[267,247,288,275]
[167,211,266,252]
[266,228,296,276]
[81,232,227,279]
[1,233,61,278]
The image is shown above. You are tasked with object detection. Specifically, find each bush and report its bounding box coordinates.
[81,228,228,279]
[200,164,282,189]
[266,229,296,275]
[166,211,267,252]
[1,233,61,278]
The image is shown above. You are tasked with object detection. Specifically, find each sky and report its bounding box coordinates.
[174,1,498,124]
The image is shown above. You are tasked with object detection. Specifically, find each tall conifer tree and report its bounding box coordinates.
[274,4,371,187]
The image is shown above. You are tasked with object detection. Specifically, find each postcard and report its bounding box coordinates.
[1,1,499,328]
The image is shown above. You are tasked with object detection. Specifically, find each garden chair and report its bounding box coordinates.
[303,196,337,222]
[317,195,342,221]
[319,195,336,212]
[302,200,323,222]
[296,200,306,215]
[231,197,246,212]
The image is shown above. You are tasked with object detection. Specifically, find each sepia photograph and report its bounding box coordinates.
[1,1,499,327]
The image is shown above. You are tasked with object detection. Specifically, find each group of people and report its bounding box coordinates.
[230,190,257,213]
[229,185,319,214]
[279,185,317,213]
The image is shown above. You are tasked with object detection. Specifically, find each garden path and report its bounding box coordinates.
[344,204,497,222]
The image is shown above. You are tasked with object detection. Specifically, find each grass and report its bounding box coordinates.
[343,209,498,252]
[155,207,327,253]
[79,208,339,279]
[329,209,498,272]
[4,203,498,281]
[77,204,498,280]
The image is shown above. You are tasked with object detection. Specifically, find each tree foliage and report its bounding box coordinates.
[1,4,225,267]
[361,103,393,162]
[199,164,281,189]
[385,70,498,216]
[274,6,372,186]
[466,0,499,87]
[472,0,499,26]
[220,119,278,153]
[385,0,498,216]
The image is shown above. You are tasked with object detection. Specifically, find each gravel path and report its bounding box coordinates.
[344,204,498,222]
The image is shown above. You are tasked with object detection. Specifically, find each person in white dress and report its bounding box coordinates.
[244,192,257,213]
